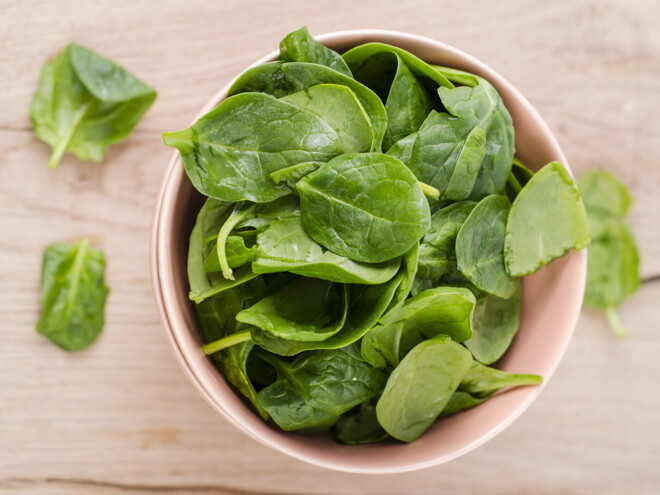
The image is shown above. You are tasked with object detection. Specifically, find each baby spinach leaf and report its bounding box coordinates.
[281,84,374,152]
[253,216,400,284]
[256,347,387,432]
[504,162,591,277]
[30,43,156,169]
[583,222,640,338]
[432,65,480,87]
[409,78,514,201]
[236,196,301,229]
[252,271,403,356]
[187,198,259,302]
[279,26,352,77]
[376,334,473,442]
[456,194,517,299]
[216,202,258,280]
[195,288,269,420]
[386,132,417,166]
[371,54,435,151]
[506,158,535,201]
[416,201,477,284]
[37,238,109,351]
[334,397,389,445]
[297,153,431,263]
[361,287,475,369]
[386,243,419,312]
[578,169,633,239]
[464,282,521,365]
[163,90,368,203]
[229,61,387,150]
[236,277,348,342]
[440,362,542,417]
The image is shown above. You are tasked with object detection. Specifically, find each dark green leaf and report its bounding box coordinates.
[297,153,431,263]
[386,132,417,166]
[376,334,473,442]
[30,43,156,169]
[279,27,352,77]
[334,397,388,445]
[256,348,387,432]
[37,238,109,351]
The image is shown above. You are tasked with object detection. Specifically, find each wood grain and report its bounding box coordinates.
[1,0,659,493]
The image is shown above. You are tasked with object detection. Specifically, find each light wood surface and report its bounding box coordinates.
[1,0,659,493]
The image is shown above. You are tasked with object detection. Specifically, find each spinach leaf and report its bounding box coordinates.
[376,334,473,442]
[216,202,258,280]
[229,61,387,150]
[256,347,387,432]
[506,158,535,201]
[440,362,542,417]
[361,287,475,369]
[279,26,352,77]
[583,222,640,337]
[253,216,400,284]
[432,65,480,87]
[464,282,522,365]
[386,132,417,166]
[187,198,259,302]
[37,238,109,351]
[30,43,156,169]
[578,169,633,239]
[334,397,389,445]
[386,240,419,312]
[416,201,477,284]
[409,78,514,201]
[297,153,431,263]
[269,161,322,187]
[252,271,403,356]
[195,287,269,419]
[456,194,516,298]
[236,277,349,342]
[281,84,374,152]
[163,89,370,203]
[236,195,301,229]
[204,235,255,272]
[504,162,591,277]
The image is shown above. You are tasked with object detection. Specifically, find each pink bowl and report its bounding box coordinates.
[151,30,586,474]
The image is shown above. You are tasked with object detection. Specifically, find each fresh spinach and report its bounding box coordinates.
[279,26,352,77]
[334,397,389,445]
[504,162,591,277]
[297,153,431,263]
[579,170,640,337]
[256,347,387,432]
[376,334,473,442]
[456,194,516,298]
[37,238,109,351]
[30,43,156,169]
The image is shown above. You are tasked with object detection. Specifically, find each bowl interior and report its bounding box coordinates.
[152,30,586,474]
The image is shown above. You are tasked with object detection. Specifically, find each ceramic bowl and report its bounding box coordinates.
[151,29,586,474]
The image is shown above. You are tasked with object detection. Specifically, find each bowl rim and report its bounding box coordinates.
[151,28,586,474]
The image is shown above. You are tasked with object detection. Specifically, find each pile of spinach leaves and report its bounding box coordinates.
[163,27,592,444]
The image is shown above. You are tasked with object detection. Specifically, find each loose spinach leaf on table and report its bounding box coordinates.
[279,26,352,77]
[464,282,522,365]
[408,77,514,201]
[504,162,591,277]
[297,153,431,263]
[236,277,349,342]
[579,169,640,337]
[253,216,400,284]
[376,334,473,442]
[361,287,475,369]
[456,194,517,299]
[37,238,109,351]
[163,88,371,203]
[30,43,156,169]
[256,347,387,432]
[441,362,542,417]
[229,61,387,150]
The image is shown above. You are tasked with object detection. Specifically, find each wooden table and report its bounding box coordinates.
[1,1,659,493]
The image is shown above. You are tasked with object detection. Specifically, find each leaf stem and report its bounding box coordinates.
[217,202,257,280]
[507,171,522,195]
[48,100,91,169]
[605,307,626,339]
[202,330,252,355]
[419,181,440,200]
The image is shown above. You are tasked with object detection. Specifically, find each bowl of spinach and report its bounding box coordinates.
[152,28,588,473]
